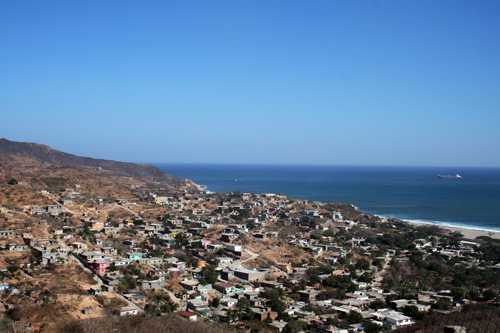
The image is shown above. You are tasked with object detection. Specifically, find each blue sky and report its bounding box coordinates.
[1,1,499,167]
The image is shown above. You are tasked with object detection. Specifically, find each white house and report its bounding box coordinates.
[384,313,413,330]
[120,306,139,316]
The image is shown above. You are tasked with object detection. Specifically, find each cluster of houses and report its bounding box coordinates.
[0,187,495,332]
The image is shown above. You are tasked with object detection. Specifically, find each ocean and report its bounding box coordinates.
[154,164,500,232]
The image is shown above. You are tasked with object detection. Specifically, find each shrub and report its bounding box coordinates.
[7,265,19,273]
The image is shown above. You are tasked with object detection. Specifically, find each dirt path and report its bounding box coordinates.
[240,249,258,264]
[114,204,141,219]
[373,255,392,286]
[42,192,77,216]
[116,293,145,314]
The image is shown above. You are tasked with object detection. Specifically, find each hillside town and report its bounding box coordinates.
[0,183,499,332]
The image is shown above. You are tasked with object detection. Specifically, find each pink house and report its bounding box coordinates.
[200,240,211,247]
[89,261,107,275]
[221,297,238,307]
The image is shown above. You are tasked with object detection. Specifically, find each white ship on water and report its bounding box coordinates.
[437,174,462,179]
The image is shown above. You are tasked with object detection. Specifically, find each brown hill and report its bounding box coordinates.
[0,138,202,201]
[0,138,190,185]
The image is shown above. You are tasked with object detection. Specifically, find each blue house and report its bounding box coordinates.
[128,252,143,260]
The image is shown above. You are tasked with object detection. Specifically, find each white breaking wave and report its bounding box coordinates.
[376,214,500,233]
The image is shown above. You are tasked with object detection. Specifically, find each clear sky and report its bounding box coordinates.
[1,1,499,167]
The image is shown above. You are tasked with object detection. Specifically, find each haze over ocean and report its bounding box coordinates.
[156,164,500,232]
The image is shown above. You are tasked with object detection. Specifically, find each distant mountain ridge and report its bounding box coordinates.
[0,138,198,190]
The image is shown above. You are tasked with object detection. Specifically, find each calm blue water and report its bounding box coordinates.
[154,164,500,232]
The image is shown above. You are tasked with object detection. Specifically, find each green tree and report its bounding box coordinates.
[201,264,218,284]
[148,292,178,314]
[237,297,251,310]
[133,219,145,226]
[364,321,385,333]
[82,223,95,240]
[175,233,189,246]
[347,310,363,324]
[483,289,498,301]
[160,301,178,313]
[323,230,336,237]
[283,319,306,333]
[262,288,286,316]
[211,297,220,308]
[451,287,465,301]
[324,274,357,293]
[370,299,387,310]
[355,259,371,270]
[403,305,425,320]
[326,317,337,327]
[117,275,137,293]
[433,298,452,311]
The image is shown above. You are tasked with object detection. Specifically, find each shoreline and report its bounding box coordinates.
[369,209,500,240]
[403,220,500,240]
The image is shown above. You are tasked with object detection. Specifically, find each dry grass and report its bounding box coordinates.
[0,264,113,330]
[53,313,238,333]
[244,236,312,266]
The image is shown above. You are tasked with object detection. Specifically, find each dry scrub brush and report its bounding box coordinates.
[55,313,236,333]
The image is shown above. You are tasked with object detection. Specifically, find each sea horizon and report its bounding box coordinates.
[144,161,500,169]
[153,163,500,233]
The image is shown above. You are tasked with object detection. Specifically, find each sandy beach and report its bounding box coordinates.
[407,221,500,240]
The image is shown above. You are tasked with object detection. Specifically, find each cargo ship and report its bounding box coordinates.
[437,174,462,179]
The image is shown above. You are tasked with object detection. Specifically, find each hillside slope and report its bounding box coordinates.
[0,138,202,197]
[0,138,186,184]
